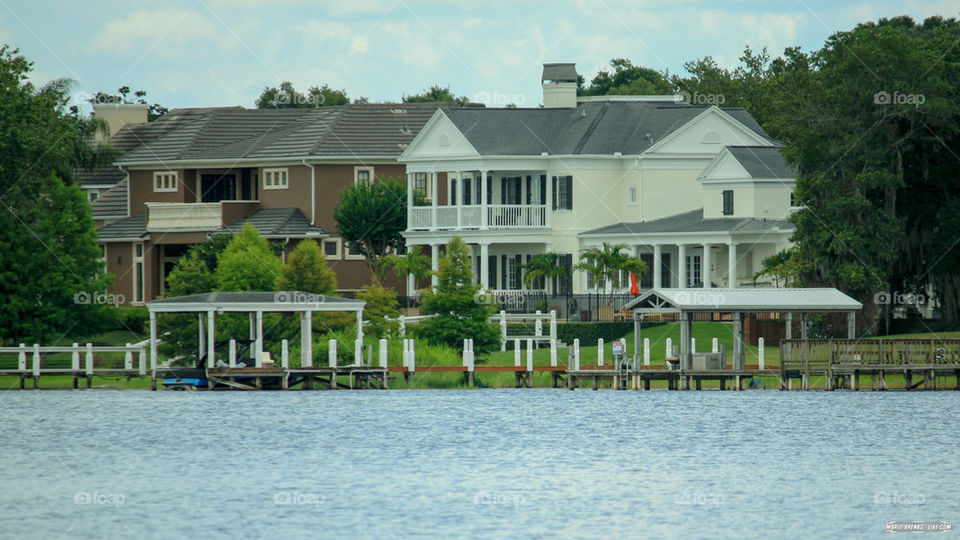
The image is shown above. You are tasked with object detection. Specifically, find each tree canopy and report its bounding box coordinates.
[255,81,350,108]
[215,224,284,291]
[403,85,468,105]
[333,176,410,282]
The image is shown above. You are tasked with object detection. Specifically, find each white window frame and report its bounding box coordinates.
[354,166,374,185]
[263,168,289,190]
[413,172,430,199]
[322,238,342,260]
[627,185,638,206]
[344,241,365,260]
[153,171,178,193]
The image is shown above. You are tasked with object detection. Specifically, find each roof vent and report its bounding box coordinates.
[390,108,407,114]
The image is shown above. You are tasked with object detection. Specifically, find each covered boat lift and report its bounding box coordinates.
[625,288,862,370]
[147,291,366,373]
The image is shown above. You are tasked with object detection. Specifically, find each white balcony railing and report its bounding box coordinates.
[146,202,222,230]
[408,204,548,231]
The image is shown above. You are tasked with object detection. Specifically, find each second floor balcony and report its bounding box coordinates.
[146,200,260,231]
[408,204,548,231]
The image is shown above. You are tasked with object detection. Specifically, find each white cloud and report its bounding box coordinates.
[91,8,235,59]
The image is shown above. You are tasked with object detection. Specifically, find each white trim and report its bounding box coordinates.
[152,171,178,192]
[118,157,402,168]
[323,237,342,260]
[354,166,374,185]
[344,241,365,260]
[642,106,773,155]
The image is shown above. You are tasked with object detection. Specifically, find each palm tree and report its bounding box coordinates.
[521,253,567,294]
[575,242,647,305]
[383,246,431,295]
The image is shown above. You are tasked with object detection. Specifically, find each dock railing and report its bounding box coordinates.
[0,343,148,382]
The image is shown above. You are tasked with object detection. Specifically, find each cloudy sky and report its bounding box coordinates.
[1,0,956,111]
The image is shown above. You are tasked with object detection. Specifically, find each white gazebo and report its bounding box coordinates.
[625,288,863,370]
[146,291,366,371]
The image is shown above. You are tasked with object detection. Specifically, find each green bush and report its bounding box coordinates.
[117,306,149,334]
[556,322,660,344]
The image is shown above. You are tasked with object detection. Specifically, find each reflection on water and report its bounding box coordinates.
[0,390,957,538]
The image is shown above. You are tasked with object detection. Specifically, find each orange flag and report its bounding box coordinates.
[630,273,639,295]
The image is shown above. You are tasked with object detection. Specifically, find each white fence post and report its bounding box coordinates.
[329,339,338,368]
[71,343,80,371]
[354,339,363,366]
[32,344,40,377]
[229,339,237,368]
[409,340,416,373]
[500,310,507,351]
[255,338,263,368]
[526,339,534,372]
[691,337,696,354]
[85,343,94,377]
[535,311,543,337]
[124,343,133,370]
[549,311,557,342]
[598,338,604,367]
[514,338,521,367]
[138,347,146,375]
[758,337,765,370]
[402,339,409,368]
[18,343,26,371]
[712,337,719,353]
[550,338,557,367]
[643,338,651,367]
[281,339,289,368]
[399,315,406,337]
[379,339,388,369]
[666,337,673,357]
[573,338,580,371]
[468,339,475,373]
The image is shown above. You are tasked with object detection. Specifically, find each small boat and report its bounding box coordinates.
[162,339,260,390]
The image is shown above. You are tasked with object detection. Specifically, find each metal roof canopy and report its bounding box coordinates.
[624,288,862,313]
[624,288,861,373]
[145,291,366,372]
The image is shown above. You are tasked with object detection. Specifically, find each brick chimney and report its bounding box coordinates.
[542,63,578,108]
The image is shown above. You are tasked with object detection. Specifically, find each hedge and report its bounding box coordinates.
[556,322,636,344]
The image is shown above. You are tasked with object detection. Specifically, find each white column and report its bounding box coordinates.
[480,170,489,230]
[406,172,414,229]
[702,243,712,289]
[198,313,205,363]
[653,244,662,288]
[356,310,364,346]
[255,310,264,368]
[149,312,158,373]
[407,272,415,296]
[479,243,490,290]
[430,171,438,231]
[430,244,440,288]
[301,311,313,367]
[456,171,464,229]
[677,244,687,288]
[206,310,216,368]
[727,242,737,288]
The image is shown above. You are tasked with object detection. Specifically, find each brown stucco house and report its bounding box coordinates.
[92,102,445,305]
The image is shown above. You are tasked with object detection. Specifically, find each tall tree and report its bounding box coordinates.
[581,59,673,96]
[0,47,117,344]
[416,237,500,353]
[215,223,283,291]
[88,86,168,121]
[333,176,410,282]
[403,85,468,105]
[275,239,337,294]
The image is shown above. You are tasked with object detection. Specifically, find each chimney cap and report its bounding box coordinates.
[542,63,577,83]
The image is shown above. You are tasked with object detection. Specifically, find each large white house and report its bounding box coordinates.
[399,63,796,300]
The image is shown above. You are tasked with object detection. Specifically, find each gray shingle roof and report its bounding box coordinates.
[542,63,578,82]
[96,212,147,241]
[147,291,365,312]
[211,208,328,238]
[726,146,795,179]
[116,103,443,164]
[91,178,127,219]
[580,209,794,236]
[442,102,779,156]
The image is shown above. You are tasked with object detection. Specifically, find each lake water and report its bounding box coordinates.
[0,390,957,539]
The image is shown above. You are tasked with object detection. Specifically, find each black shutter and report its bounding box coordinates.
[565,176,573,210]
[515,255,522,289]
[500,179,506,204]
[464,178,471,205]
[525,176,532,205]
[486,175,492,204]
[540,175,546,206]
[451,178,457,205]
[552,176,558,210]
[488,255,497,289]
[500,255,507,290]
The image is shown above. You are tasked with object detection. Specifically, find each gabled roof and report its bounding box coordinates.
[726,146,795,179]
[115,103,444,165]
[625,288,862,312]
[439,102,778,156]
[212,208,328,238]
[580,209,793,236]
[91,178,128,219]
